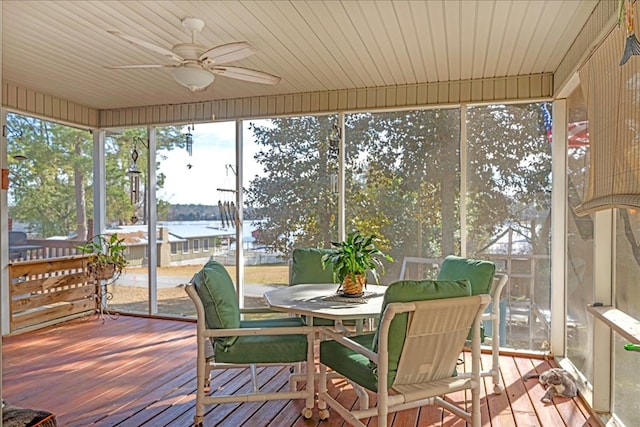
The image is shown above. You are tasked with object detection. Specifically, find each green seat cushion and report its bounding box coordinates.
[437,256,496,295]
[192,260,240,349]
[320,279,471,391]
[216,317,308,364]
[320,334,377,391]
[290,247,336,285]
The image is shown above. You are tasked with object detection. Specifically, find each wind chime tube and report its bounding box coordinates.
[128,141,142,205]
[130,174,140,204]
[186,124,194,156]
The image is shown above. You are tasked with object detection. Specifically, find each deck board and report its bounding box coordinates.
[2,316,599,427]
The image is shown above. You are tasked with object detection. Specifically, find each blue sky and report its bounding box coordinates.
[157,121,264,205]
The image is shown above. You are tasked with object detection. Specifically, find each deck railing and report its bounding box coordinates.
[8,254,97,333]
[9,238,83,261]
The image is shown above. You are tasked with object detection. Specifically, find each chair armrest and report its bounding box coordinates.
[491,274,509,302]
[320,327,378,364]
[203,325,314,338]
[239,307,281,314]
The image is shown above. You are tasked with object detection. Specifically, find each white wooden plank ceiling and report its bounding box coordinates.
[2,0,599,111]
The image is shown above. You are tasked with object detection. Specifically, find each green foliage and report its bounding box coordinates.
[7,114,93,237]
[7,114,184,238]
[247,104,553,267]
[246,115,339,253]
[321,230,394,284]
[76,234,128,278]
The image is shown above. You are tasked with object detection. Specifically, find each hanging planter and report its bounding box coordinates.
[86,262,117,281]
[76,234,128,282]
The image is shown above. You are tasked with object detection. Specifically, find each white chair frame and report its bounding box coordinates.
[317,294,491,427]
[398,256,442,281]
[185,284,316,427]
[399,257,509,394]
[480,272,509,394]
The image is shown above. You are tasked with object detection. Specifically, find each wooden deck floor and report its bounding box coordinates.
[2,315,601,427]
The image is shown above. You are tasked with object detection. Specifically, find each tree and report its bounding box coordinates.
[246,103,552,266]
[8,114,93,238]
[7,114,184,239]
[466,103,552,256]
[246,115,338,253]
[344,109,461,259]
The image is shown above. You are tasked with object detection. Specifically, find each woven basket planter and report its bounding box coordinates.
[340,274,366,295]
[86,263,116,281]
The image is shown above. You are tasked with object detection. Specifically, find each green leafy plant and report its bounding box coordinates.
[76,234,128,280]
[322,230,394,289]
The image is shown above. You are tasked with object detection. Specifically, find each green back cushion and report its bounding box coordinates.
[372,279,472,387]
[192,260,240,349]
[290,247,336,285]
[437,255,495,295]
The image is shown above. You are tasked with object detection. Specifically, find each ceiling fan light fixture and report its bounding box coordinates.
[170,66,214,92]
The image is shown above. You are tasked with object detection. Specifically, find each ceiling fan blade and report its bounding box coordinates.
[107,30,183,62]
[211,66,280,84]
[106,64,175,69]
[199,41,257,64]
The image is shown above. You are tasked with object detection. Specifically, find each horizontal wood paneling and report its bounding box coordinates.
[4,71,557,129]
[2,82,99,128]
[99,74,554,127]
[5,72,553,129]
[11,299,95,331]
[8,255,97,332]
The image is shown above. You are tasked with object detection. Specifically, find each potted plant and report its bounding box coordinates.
[322,230,394,296]
[76,234,128,281]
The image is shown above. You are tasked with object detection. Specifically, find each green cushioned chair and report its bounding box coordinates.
[437,255,508,394]
[186,260,316,427]
[437,255,494,342]
[290,247,336,286]
[290,247,360,328]
[436,255,495,295]
[317,279,490,427]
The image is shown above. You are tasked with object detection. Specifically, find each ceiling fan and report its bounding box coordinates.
[106,17,280,92]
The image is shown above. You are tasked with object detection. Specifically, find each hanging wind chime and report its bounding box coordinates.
[217,165,237,230]
[186,123,194,157]
[328,123,340,194]
[127,137,142,224]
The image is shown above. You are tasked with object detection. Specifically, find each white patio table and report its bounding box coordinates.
[263,283,385,333]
